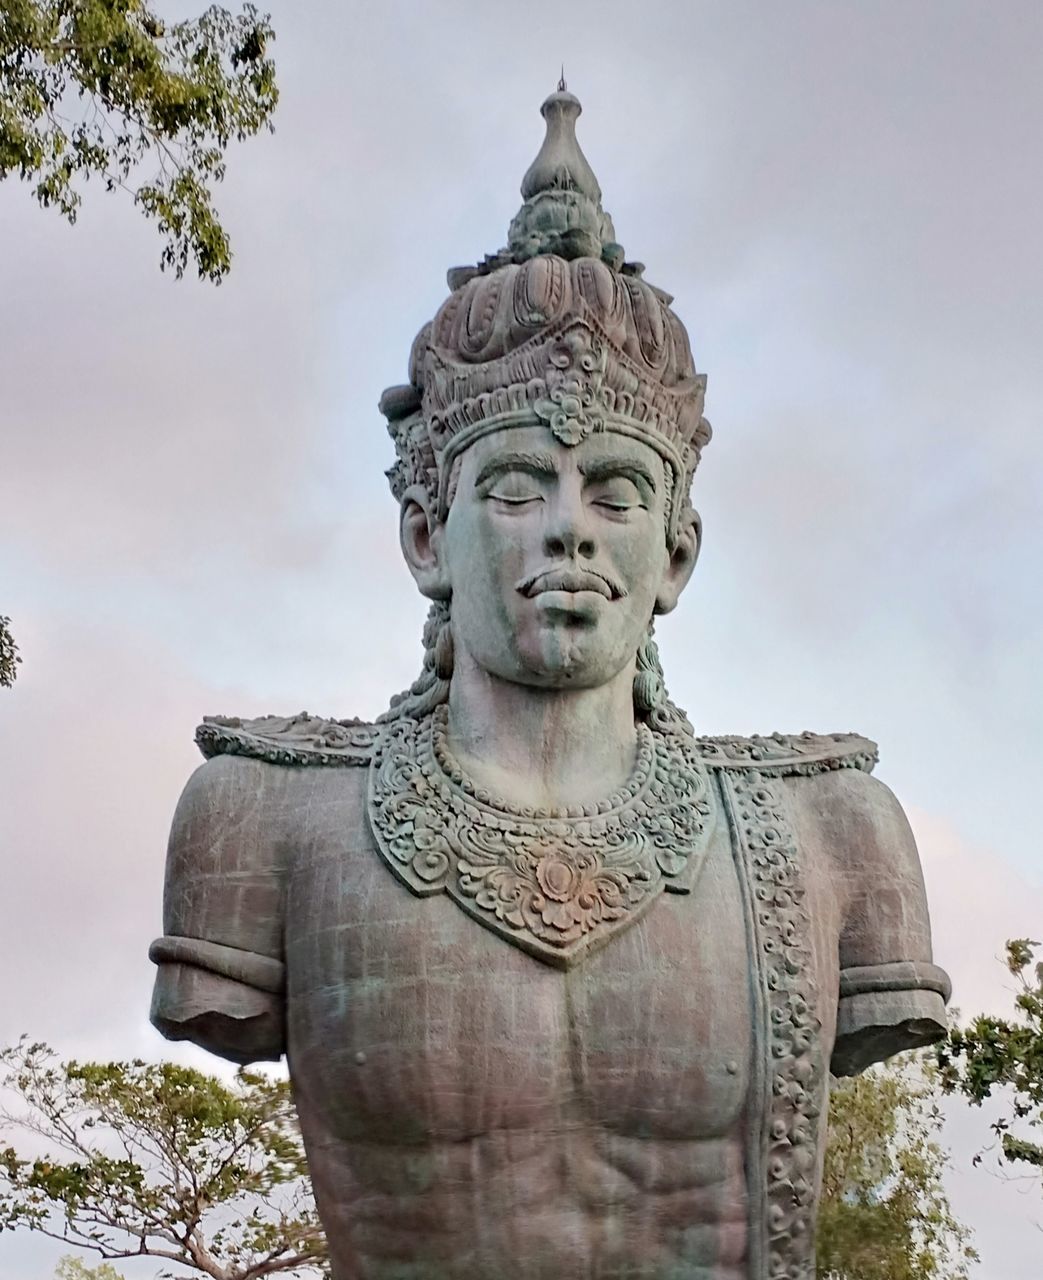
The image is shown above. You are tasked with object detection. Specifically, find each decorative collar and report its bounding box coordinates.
[365,705,717,968]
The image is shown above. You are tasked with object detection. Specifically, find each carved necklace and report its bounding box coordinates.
[366,704,717,968]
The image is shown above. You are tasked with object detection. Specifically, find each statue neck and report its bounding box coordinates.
[445,648,639,812]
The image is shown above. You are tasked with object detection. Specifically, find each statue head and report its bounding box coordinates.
[379,88,711,722]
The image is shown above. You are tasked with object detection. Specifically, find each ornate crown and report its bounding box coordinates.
[380,83,711,543]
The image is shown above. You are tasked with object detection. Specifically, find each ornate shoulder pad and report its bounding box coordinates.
[195,713,379,767]
[694,730,878,777]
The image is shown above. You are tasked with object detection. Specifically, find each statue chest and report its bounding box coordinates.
[284,809,751,1146]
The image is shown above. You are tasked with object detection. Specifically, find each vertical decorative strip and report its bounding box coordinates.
[720,767,825,1280]
[719,770,769,1278]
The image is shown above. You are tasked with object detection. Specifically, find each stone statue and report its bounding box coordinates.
[150,85,950,1280]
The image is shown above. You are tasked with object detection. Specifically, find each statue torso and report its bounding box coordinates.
[284,761,752,1279]
[159,712,941,1280]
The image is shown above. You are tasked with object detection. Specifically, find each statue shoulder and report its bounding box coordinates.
[695,730,950,1073]
[775,756,951,1075]
[166,708,380,875]
[195,711,380,768]
[703,731,911,876]
[695,727,898,875]
[171,712,378,860]
[694,729,878,778]
[784,753,919,884]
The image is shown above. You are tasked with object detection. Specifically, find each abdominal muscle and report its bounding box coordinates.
[286,779,753,1279]
[310,1122,749,1280]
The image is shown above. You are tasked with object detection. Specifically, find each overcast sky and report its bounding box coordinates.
[2,3,1042,1276]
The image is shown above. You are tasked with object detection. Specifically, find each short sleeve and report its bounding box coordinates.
[150,754,287,1064]
[824,770,951,1076]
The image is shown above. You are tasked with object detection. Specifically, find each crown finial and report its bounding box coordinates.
[446,85,625,288]
[520,86,601,205]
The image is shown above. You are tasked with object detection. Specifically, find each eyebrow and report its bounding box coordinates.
[578,457,657,491]
[474,451,558,488]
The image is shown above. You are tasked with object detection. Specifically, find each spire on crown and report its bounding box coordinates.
[521,78,601,201]
[447,83,643,289]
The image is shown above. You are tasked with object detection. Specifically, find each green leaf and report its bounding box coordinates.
[0,2,279,280]
[0,1040,327,1278]
[818,1053,976,1279]
[937,940,1043,1184]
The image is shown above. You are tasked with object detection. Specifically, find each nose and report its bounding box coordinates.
[542,480,596,560]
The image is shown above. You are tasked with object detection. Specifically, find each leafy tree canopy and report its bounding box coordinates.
[55,1259,127,1280]
[817,1054,976,1280]
[0,1040,327,1278]
[939,938,1043,1182]
[0,0,278,281]
[0,615,20,688]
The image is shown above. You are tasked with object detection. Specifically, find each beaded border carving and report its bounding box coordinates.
[721,768,826,1280]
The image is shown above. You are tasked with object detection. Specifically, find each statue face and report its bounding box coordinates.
[412,424,697,691]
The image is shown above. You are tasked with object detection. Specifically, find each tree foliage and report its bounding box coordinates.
[938,938,1043,1182]
[0,1040,327,1278]
[0,0,278,281]
[0,615,20,688]
[817,1054,976,1280]
[55,1259,126,1280]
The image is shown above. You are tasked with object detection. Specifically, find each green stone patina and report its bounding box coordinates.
[151,87,950,1280]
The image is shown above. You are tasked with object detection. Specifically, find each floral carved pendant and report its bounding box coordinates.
[366,705,717,968]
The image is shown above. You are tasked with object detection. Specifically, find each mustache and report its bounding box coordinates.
[516,565,627,601]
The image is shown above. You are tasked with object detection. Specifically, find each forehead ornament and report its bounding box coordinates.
[533,324,606,448]
[380,86,712,542]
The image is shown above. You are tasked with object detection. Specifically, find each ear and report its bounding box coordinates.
[654,508,701,615]
[399,486,451,601]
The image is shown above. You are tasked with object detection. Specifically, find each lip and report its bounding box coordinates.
[518,568,623,600]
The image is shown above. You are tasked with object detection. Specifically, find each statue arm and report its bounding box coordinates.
[149,755,286,1064]
[817,769,950,1076]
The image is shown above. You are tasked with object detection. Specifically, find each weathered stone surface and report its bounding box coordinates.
[151,86,949,1279]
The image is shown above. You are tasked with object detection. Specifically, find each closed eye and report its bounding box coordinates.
[482,470,549,506]
[587,477,646,513]
[489,491,544,506]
